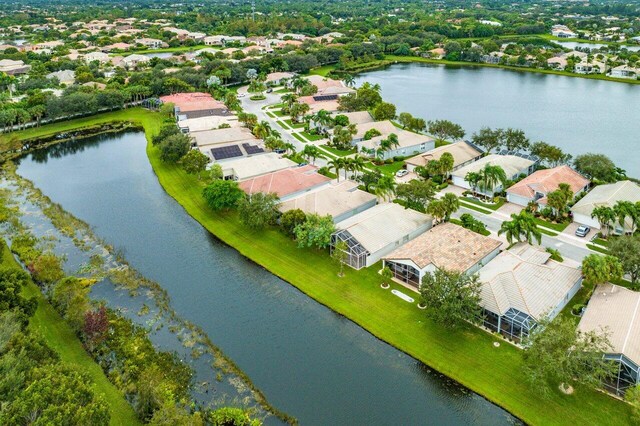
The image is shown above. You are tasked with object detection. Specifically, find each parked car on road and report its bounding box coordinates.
[575,225,591,237]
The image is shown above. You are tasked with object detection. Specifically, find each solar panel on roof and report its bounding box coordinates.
[312,94,338,101]
[242,143,265,155]
[211,145,243,160]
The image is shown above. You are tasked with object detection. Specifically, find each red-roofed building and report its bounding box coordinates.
[506,165,590,207]
[159,92,230,119]
[238,165,331,201]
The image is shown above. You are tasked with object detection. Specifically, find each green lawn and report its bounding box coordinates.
[267,103,285,110]
[459,200,492,215]
[274,88,290,94]
[308,64,337,77]
[321,144,356,157]
[459,196,506,211]
[449,218,491,236]
[8,109,637,425]
[533,217,570,233]
[0,243,140,426]
[291,133,305,143]
[284,119,305,129]
[273,109,287,117]
[299,131,324,141]
[369,160,405,175]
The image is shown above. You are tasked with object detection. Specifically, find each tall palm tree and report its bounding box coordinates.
[439,152,454,180]
[613,200,637,234]
[350,155,366,177]
[591,206,616,237]
[302,145,323,165]
[426,199,447,224]
[342,74,355,88]
[479,164,507,199]
[441,193,459,221]
[373,174,396,201]
[498,220,519,245]
[328,158,345,181]
[281,93,298,109]
[464,171,482,197]
[499,212,541,245]
[252,120,272,139]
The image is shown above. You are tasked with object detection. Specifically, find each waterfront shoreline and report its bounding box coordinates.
[4,109,636,425]
[330,55,640,85]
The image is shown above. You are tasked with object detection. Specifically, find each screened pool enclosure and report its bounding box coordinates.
[330,230,369,270]
[482,307,537,343]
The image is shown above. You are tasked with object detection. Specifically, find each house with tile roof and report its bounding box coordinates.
[238,165,331,201]
[452,154,536,197]
[478,243,582,343]
[578,283,640,395]
[405,141,483,173]
[280,180,377,223]
[331,203,433,270]
[571,180,640,233]
[506,165,590,207]
[382,222,502,289]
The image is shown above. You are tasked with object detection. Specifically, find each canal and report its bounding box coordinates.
[16,132,518,425]
[354,62,640,178]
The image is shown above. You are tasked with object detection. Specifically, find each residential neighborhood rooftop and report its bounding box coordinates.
[383,222,502,273]
[507,165,590,200]
[279,180,377,220]
[238,165,331,199]
[453,154,536,179]
[405,141,482,169]
[335,203,432,253]
[160,92,227,112]
[191,127,257,148]
[220,153,296,181]
[478,243,582,320]
[578,283,640,366]
[572,180,640,218]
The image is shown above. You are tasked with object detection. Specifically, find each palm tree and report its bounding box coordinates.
[313,109,334,134]
[373,174,396,201]
[328,158,345,181]
[441,193,459,222]
[479,164,507,199]
[252,121,272,139]
[439,152,454,180]
[350,155,366,177]
[498,220,519,245]
[342,74,356,88]
[499,212,542,245]
[613,200,637,234]
[281,93,298,110]
[302,145,323,165]
[591,206,616,237]
[464,171,482,197]
[426,200,447,224]
[284,142,296,155]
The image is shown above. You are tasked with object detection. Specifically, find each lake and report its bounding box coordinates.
[354,62,640,177]
[16,132,518,425]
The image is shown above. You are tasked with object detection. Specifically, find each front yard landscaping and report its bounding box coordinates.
[321,144,356,157]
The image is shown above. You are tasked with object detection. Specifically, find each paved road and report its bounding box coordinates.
[237,86,333,167]
[238,86,595,267]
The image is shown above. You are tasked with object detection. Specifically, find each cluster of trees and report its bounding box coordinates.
[464,162,509,198]
[151,123,193,163]
[498,211,542,245]
[201,180,337,250]
[471,127,531,153]
[414,151,454,184]
[591,200,640,237]
[574,153,627,183]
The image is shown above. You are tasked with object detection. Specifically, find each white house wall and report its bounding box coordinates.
[506,193,532,207]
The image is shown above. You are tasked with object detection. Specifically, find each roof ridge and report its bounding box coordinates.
[621,291,640,356]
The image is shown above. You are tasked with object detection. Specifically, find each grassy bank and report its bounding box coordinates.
[370,55,640,85]
[0,243,140,426]
[8,109,636,425]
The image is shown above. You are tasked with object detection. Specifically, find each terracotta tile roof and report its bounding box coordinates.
[506,165,589,199]
[238,165,331,199]
[159,92,227,112]
[384,222,502,272]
